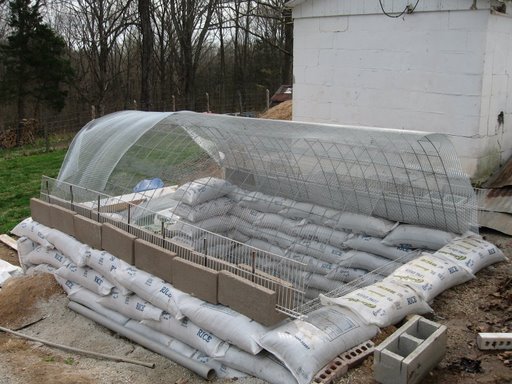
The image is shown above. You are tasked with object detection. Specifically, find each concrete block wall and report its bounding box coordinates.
[290,0,512,180]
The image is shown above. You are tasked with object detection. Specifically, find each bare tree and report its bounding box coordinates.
[138,0,153,110]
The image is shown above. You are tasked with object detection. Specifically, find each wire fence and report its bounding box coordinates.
[0,89,275,152]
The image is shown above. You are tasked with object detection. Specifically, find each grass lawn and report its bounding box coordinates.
[0,149,67,233]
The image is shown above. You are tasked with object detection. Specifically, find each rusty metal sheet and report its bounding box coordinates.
[478,187,512,214]
[483,155,512,188]
[479,211,512,236]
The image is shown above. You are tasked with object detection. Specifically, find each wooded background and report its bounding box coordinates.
[0,0,292,143]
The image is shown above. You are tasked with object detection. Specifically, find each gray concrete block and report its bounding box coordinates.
[74,214,102,250]
[101,223,136,264]
[49,204,76,237]
[171,257,218,304]
[374,315,447,384]
[134,239,176,283]
[218,271,286,326]
[30,198,52,227]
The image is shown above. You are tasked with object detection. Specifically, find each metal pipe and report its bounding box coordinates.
[67,302,215,380]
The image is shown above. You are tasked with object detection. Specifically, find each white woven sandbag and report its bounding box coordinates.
[384,253,474,302]
[216,347,297,384]
[279,201,315,219]
[255,212,303,236]
[11,218,53,248]
[178,295,269,355]
[293,223,349,249]
[325,212,398,238]
[337,250,402,276]
[434,234,507,274]
[289,239,347,264]
[173,197,234,222]
[308,205,340,225]
[115,266,184,319]
[55,263,114,296]
[229,205,262,224]
[320,281,432,327]
[97,289,163,322]
[326,266,372,283]
[86,249,132,296]
[382,224,456,250]
[26,263,57,275]
[153,201,180,225]
[254,227,296,249]
[143,312,230,358]
[46,229,90,267]
[258,306,379,384]
[167,216,233,238]
[125,320,247,379]
[238,191,293,213]
[244,238,286,257]
[307,273,345,292]
[226,229,250,243]
[17,237,36,269]
[23,246,70,269]
[286,253,335,275]
[345,234,421,262]
[54,275,81,294]
[305,286,327,300]
[68,286,130,325]
[171,177,234,206]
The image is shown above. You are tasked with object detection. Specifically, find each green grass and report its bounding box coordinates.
[0,148,67,234]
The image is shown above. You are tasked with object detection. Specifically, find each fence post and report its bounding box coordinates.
[266,89,270,111]
[205,92,210,113]
[237,90,243,114]
[172,95,176,112]
[91,105,96,120]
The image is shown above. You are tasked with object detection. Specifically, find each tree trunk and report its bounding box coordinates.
[138,0,153,110]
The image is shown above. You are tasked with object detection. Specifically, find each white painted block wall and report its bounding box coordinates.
[290,0,512,179]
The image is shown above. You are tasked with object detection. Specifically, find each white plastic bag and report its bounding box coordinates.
[143,312,229,358]
[178,295,269,355]
[115,266,184,319]
[434,234,507,274]
[258,306,379,384]
[382,224,456,250]
[320,281,432,327]
[55,263,114,296]
[11,218,53,248]
[46,229,90,267]
[171,177,234,206]
[385,253,474,302]
[97,289,163,321]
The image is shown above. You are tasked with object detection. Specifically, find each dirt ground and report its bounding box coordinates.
[0,230,510,384]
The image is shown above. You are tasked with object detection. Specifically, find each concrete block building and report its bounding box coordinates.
[287,0,512,180]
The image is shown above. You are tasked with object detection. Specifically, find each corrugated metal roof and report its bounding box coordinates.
[478,187,512,214]
[479,211,512,236]
[483,155,512,188]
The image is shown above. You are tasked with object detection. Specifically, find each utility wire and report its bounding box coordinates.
[379,0,421,18]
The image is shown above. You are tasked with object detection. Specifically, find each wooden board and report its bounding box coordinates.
[0,234,18,251]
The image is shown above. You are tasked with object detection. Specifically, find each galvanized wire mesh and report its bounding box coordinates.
[52,111,478,317]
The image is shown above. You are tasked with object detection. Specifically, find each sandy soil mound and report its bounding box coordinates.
[259,100,292,120]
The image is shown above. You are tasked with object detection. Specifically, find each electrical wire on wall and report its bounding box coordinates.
[379,0,421,18]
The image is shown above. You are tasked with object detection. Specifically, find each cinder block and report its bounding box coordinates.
[171,257,218,304]
[134,239,176,283]
[30,198,52,227]
[477,333,512,350]
[49,204,76,237]
[314,341,374,384]
[218,271,286,326]
[74,215,102,250]
[101,223,136,264]
[374,315,447,384]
